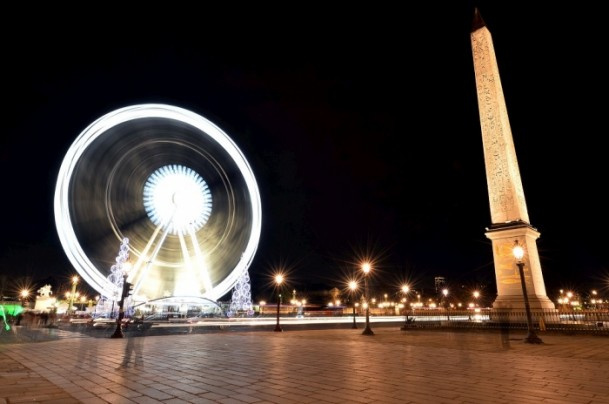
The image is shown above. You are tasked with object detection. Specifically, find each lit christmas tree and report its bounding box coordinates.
[228,269,253,317]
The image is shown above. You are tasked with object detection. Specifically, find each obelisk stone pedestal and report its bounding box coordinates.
[485,222,555,309]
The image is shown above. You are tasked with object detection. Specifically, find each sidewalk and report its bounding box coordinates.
[1,326,608,403]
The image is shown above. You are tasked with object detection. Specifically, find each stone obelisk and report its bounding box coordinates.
[471,9,554,310]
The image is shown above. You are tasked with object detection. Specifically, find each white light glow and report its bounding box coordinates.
[513,243,525,261]
[143,164,212,235]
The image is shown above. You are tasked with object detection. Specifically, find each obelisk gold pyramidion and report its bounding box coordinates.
[471,9,554,309]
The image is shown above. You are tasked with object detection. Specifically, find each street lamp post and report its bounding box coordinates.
[400,284,410,330]
[274,274,284,332]
[111,273,129,338]
[94,296,100,317]
[110,238,131,338]
[513,241,543,344]
[68,276,78,316]
[349,280,358,329]
[361,263,374,335]
[442,288,450,321]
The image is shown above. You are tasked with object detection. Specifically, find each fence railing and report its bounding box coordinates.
[398,308,609,335]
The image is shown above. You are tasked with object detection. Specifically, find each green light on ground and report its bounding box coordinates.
[0,304,25,331]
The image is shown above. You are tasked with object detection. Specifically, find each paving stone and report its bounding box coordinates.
[1,327,608,403]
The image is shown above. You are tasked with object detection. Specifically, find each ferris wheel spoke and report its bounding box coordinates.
[175,233,200,296]
[130,223,163,283]
[188,229,213,295]
[132,225,171,297]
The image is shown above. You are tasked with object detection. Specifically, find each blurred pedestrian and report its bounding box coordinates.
[116,322,146,369]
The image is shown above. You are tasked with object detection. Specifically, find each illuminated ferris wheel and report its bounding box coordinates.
[54,104,262,302]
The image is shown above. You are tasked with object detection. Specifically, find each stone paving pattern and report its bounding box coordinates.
[1,326,608,403]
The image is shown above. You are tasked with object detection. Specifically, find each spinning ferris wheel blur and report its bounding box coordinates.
[54,104,262,303]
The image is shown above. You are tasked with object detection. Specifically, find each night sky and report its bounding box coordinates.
[2,2,607,301]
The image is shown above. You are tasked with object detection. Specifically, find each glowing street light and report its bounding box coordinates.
[513,241,543,344]
[348,280,359,329]
[442,288,450,321]
[274,274,284,332]
[361,262,374,336]
[400,284,411,330]
[20,289,30,308]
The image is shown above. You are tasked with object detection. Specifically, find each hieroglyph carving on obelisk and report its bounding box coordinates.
[471,9,554,310]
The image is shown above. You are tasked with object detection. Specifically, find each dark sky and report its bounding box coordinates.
[2,2,607,301]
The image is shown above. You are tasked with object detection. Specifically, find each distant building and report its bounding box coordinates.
[434,277,446,293]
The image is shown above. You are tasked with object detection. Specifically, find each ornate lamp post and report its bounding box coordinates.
[274,274,284,332]
[361,262,374,335]
[400,284,411,330]
[513,241,543,344]
[348,280,359,329]
[111,273,129,338]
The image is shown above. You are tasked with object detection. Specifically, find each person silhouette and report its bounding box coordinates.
[76,338,99,369]
[117,329,144,369]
